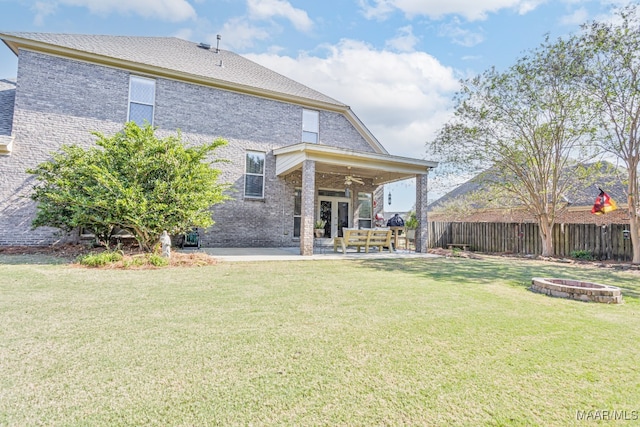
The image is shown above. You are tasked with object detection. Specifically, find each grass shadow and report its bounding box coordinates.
[358,255,640,302]
[0,254,74,265]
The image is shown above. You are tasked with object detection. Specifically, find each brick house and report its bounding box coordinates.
[0,32,436,255]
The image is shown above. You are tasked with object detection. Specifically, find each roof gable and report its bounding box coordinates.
[2,32,343,107]
[0,79,15,155]
[0,78,15,136]
[1,31,388,154]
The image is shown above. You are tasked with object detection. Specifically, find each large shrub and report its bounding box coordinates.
[29,122,230,250]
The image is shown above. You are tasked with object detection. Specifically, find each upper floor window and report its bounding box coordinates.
[302,109,319,143]
[128,76,155,126]
[245,151,265,198]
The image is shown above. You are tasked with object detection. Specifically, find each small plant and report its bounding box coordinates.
[77,251,171,268]
[405,211,419,229]
[570,250,593,260]
[314,220,326,229]
[122,255,147,268]
[451,247,462,256]
[148,253,169,267]
[78,250,123,267]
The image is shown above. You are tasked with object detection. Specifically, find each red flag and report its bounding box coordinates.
[591,189,617,215]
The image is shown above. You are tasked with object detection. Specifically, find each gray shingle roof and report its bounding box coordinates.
[430,162,627,210]
[0,78,15,137]
[0,32,345,108]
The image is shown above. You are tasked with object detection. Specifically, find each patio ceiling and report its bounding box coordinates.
[274,143,438,186]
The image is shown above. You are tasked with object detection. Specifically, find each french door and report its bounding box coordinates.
[318,197,350,238]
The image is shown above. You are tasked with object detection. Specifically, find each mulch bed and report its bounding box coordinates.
[0,243,216,268]
[1,244,639,271]
[0,243,90,259]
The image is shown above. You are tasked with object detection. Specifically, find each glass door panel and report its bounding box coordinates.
[319,197,351,238]
[337,202,349,237]
[320,200,332,238]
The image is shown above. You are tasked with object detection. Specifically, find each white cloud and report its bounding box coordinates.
[173,27,194,41]
[359,0,546,21]
[358,0,395,20]
[438,18,484,47]
[516,0,545,15]
[385,25,420,52]
[245,39,460,159]
[559,7,589,26]
[601,0,635,7]
[32,1,57,26]
[266,44,286,54]
[59,0,197,22]
[217,17,272,50]
[247,0,313,32]
[461,54,482,61]
[213,0,313,52]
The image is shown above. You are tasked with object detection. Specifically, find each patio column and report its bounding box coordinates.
[300,159,316,256]
[415,173,429,253]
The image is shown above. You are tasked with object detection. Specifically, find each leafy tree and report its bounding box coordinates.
[577,5,640,263]
[29,122,230,250]
[428,37,597,256]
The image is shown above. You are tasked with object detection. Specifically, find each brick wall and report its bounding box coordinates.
[0,51,127,245]
[0,51,381,247]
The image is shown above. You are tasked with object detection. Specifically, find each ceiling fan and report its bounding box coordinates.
[345,175,364,186]
[344,167,364,186]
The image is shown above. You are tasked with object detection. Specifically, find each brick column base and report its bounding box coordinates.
[416,173,429,253]
[300,160,315,256]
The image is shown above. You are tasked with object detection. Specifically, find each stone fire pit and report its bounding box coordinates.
[531,278,623,304]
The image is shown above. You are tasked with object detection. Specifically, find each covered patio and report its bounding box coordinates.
[274,143,438,256]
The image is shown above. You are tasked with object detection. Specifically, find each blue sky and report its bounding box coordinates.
[0,0,631,211]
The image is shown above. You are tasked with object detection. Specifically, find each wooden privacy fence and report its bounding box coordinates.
[428,221,633,261]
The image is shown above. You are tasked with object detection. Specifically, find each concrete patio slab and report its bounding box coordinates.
[186,247,439,262]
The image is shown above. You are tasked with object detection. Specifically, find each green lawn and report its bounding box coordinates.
[1,255,639,426]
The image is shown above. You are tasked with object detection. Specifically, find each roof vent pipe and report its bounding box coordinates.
[215,34,221,53]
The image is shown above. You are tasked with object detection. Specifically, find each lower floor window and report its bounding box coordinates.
[293,188,301,237]
[357,192,372,228]
[245,151,265,198]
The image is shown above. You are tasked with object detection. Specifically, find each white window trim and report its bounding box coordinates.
[293,187,302,238]
[302,109,319,143]
[244,151,266,199]
[128,75,156,125]
[357,192,373,228]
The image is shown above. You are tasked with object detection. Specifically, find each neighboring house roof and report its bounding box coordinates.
[429,161,628,224]
[429,172,487,211]
[0,78,15,154]
[0,31,387,154]
[430,161,626,211]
